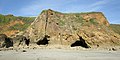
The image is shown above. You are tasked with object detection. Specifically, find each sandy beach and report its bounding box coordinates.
[0,48,120,60]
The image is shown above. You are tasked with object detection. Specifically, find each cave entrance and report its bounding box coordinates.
[4,38,13,48]
[37,35,50,45]
[71,36,89,48]
[24,37,30,46]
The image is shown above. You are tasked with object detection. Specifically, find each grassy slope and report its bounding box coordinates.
[110,24,120,35]
[0,14,35,34]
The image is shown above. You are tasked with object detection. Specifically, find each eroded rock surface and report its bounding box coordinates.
[0,34,13,48]
[24,9,120,48]
[12,35,30,47]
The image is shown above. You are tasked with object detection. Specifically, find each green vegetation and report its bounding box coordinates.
[110,24,120,35]
[75,14,84,23]
[0,14,16,25]
[65,12,102,15]
[89,18,98,25]
[80,12,102,14]
[17,16,35,24]
[0,14,35,33]
[9,23,30,31]
[41,9,62,14]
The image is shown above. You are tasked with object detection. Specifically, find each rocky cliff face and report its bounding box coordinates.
[24,9,120,48]
[80,12,109,26]
[0,34,13,48]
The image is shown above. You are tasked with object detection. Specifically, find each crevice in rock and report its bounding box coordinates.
[36,35,50,45]
[45,10,49,35]
[71,36,90,48]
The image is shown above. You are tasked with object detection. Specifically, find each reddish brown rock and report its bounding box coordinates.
[24,9,120,48]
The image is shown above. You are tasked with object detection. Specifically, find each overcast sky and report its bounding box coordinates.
[0,0,120,24]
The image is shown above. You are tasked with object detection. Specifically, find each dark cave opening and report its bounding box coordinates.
[24,37,30,46]
[37,35,50,45]
[4,38,13,48]
[71,36,89,48]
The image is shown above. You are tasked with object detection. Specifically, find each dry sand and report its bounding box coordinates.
[0,48,120,60]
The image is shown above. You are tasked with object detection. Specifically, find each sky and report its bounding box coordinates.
[0,0,120,24]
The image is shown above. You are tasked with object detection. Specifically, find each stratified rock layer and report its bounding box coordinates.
[24,9,120,47]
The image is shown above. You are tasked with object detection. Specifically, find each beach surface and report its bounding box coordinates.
[0,49,120,60]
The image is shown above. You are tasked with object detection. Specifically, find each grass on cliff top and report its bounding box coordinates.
[41,9,102,15]
[63,12,102,15]
[41,9,62,14]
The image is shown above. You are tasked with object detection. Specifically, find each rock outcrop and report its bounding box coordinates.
[12,35,30,47]
[24,9,120,48]
[0,34,13,48]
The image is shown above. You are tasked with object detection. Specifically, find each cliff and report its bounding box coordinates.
[24,9,120,48]
[0,14,35,37]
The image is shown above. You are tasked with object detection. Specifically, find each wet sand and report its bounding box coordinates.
[0,49,120,60]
